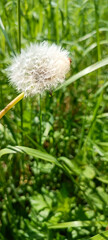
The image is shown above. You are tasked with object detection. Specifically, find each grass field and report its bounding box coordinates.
[0,0,108,239]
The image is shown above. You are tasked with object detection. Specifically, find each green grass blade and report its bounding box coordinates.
[17,0,21,53]
[59,156,81,175]
[83,40,108,56]
[17,0,23,144]
[94,0,101,61]
[55,57,108,90]
[97,177,108,184]
[94,81,108,97]
[90,230,108,240]
[3,116,17,144]
[48,221,108,230]
[0,145,61,167]
[78,27,108,42]
[0,148,16,158]
[88,91,103,138]
[48,220,91,229]
[0,17,15,55]
[15,146,59,165]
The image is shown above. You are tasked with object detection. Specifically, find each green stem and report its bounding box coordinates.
[39,95,42,145]
[94,0,101,61]
[17,0,21,53]
[88,91,103,139]
[56,0,59,44]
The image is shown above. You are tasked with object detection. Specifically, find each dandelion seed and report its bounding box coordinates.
[7,42,70,96]
[0,42,71,119]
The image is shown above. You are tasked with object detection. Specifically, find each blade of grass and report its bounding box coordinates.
[0,148,16,158]
[48,220,108,230]
[17,0,21,53]
[83,40,108,56]
[90,230,108,240]
[78,27,108,42]
[55,57,108,90]
[94,81,108,97]
[39,95,42,145]
[94,0,101,61]
[0,145,62,167]
[0,17,15,55]
[56,0,59,44]
[3,116,17,144]
[59,156,81,175]
[17,0,23,144]
[88,91,103,139]
[48,220,91,229]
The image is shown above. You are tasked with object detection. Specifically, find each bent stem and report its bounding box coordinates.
[0,92,24,119]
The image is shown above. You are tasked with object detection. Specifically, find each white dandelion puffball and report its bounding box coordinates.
[7,42,70,96]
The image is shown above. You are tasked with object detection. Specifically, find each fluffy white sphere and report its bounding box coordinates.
[7,42,70,96]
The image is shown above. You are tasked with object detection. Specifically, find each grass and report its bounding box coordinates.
[0,0,108,239]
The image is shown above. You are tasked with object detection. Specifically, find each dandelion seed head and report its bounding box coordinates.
[7,42,70,96]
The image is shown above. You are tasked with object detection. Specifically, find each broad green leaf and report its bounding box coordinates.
[90,230,108,240]
[56,58,108,90]
[30,195,49,212]
[83,166,96,179]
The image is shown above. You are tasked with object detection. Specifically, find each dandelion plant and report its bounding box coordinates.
[0,42,70,119]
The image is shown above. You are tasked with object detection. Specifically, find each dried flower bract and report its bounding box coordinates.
[7,42,70,96]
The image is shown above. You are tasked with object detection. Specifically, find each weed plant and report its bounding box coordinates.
[0,0,108,239]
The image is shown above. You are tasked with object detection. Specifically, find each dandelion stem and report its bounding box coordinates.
[0,92,24,119]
